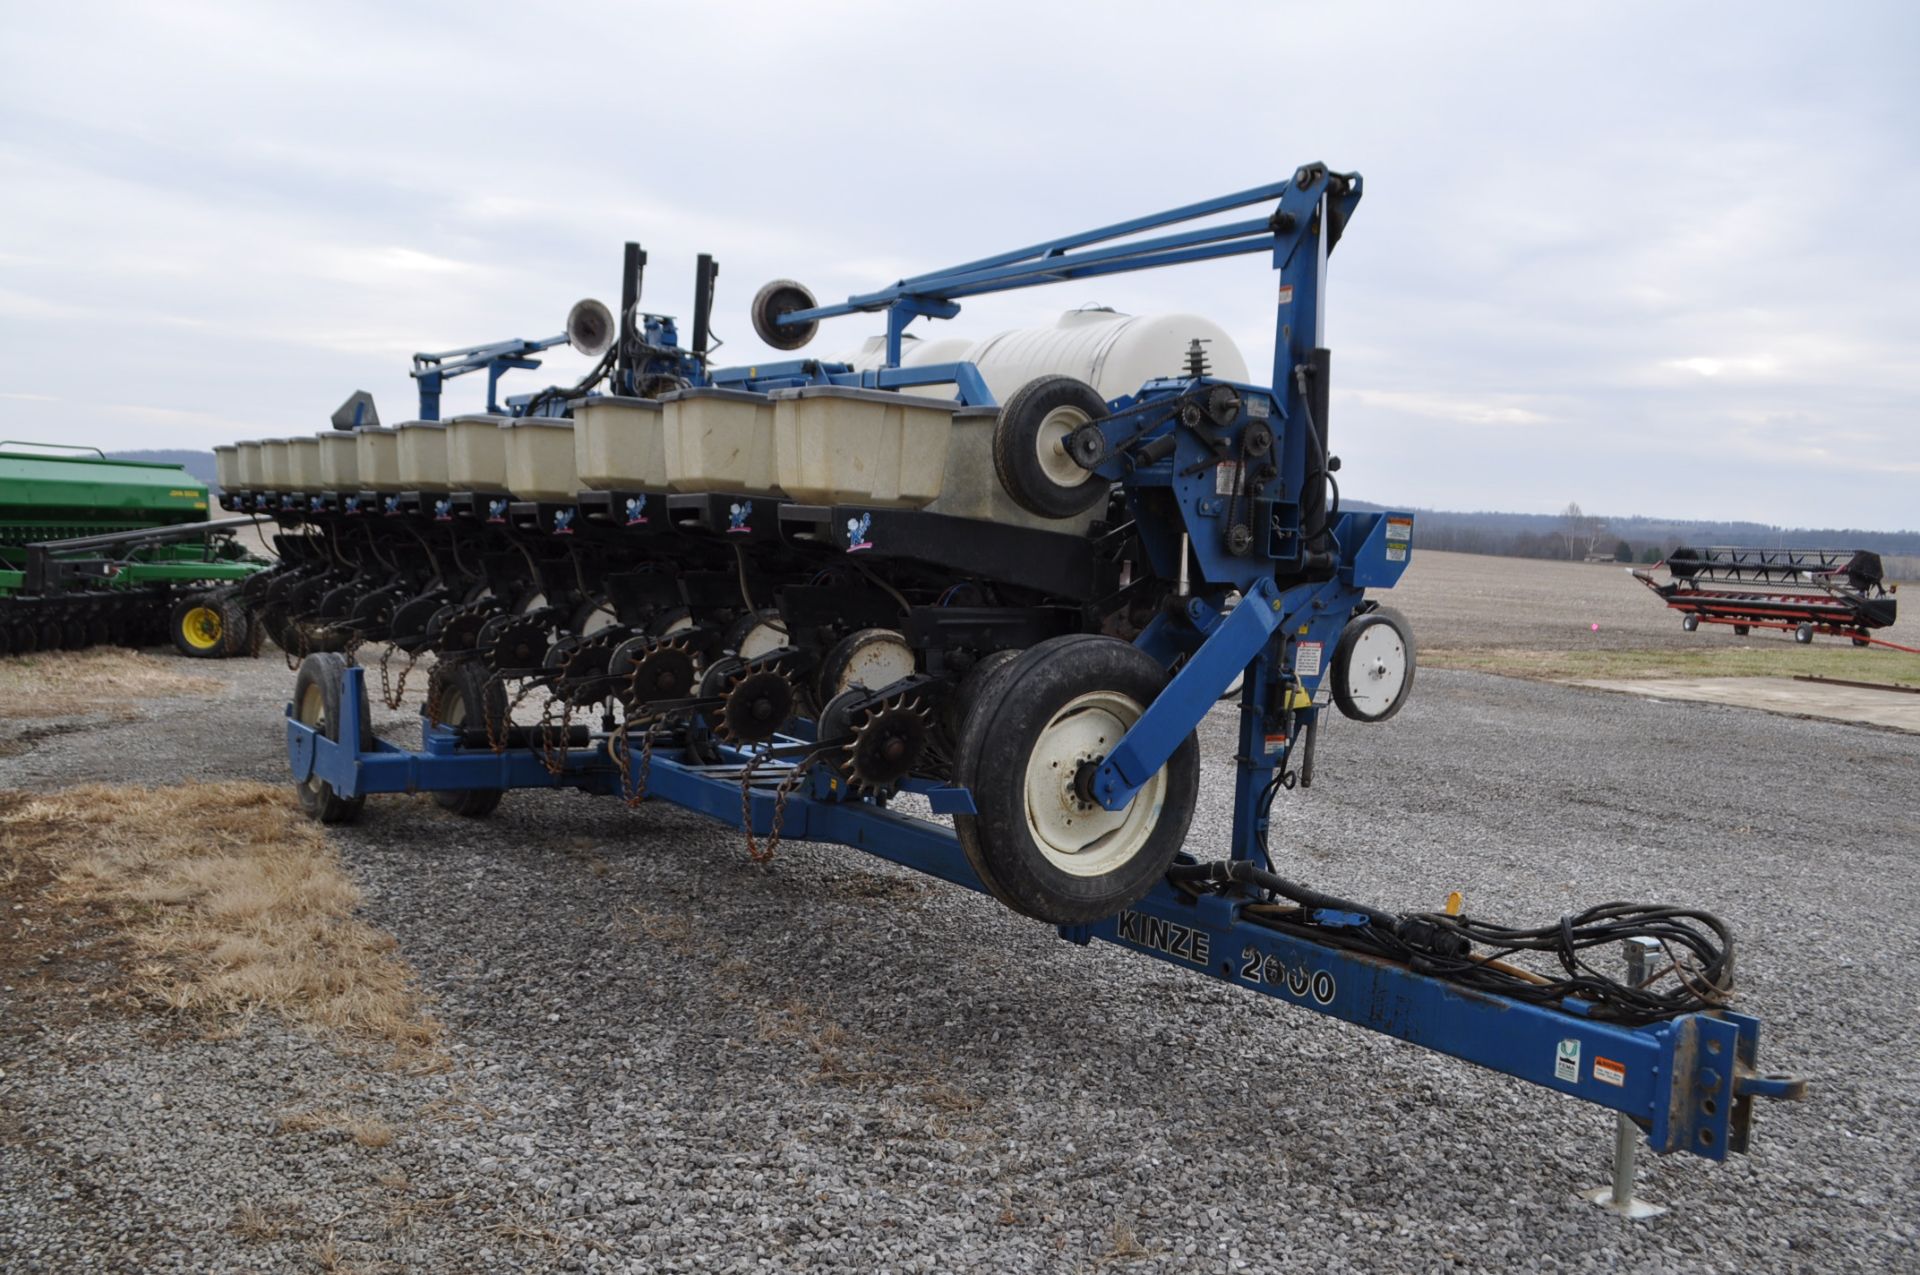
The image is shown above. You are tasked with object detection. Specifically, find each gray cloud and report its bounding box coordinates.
[1,1,1912,529]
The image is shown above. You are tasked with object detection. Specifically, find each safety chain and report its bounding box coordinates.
[738,750,811,864]
[377,641,421,709]
[611,712,662,807]
[281,620,309,671]
[535,695,573,776]
[483,673,546,754]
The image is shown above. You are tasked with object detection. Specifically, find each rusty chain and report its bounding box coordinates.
[739,749,810,864]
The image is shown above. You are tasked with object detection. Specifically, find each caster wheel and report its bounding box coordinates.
[1681,614,1700,633]
[1794,623,1814,645]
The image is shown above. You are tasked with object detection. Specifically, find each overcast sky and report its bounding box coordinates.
[1,2,1913,530]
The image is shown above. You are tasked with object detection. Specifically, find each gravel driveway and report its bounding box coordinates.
[3,653,1916,1273]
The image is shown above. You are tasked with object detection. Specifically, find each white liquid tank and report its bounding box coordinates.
[835,306,1248,403]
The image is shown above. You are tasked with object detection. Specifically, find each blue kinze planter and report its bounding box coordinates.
[278,166,1802,1179]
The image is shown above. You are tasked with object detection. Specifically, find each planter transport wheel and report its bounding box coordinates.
[292,652,370,824]
[955,634,1198,926]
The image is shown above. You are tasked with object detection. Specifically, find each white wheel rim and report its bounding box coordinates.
[834,635,914,694]
[1023,690,1163,878]
[1036,405,1092,489]
[737,621,787,661]
[1342,623,1408,718]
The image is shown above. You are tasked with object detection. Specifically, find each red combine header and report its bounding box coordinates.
[1633,546,1913,651]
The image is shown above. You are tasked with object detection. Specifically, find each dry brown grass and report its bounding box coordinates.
[273,1107,397,1148]
[0,648,222,720]
[230,1201,283,1243]
[0,781,441,1059]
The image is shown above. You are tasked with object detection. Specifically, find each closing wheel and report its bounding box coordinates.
[292,652,370,824]
[750,279,819,351]
[1330,606,1415,723]
[955,635,1198,926]
[171,594,226,658]
[991,375,1111,519]
[425,659,507,818]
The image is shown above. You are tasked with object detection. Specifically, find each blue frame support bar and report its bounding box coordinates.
[286,667,1797,1162]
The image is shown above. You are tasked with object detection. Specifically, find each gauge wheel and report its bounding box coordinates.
[816,628,915,703]
[991,375,1111,519]
[424,659,507,817]
[955,634,1197,926]
[570,596,620,637]
[170,594,227,659]
[1681,614,1700,633]
[292,652,370,824]
[1330,606,1415,724]
[724,608,789,661]
[1794,623,1814,645]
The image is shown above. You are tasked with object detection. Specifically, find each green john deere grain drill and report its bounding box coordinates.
[0,442,268,658]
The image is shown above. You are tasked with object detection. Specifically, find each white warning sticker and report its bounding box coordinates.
[1294,641,1323,679]
[1387,544,1408,563]
[1386,516,1413,542]
[1277,283,1294,306]
[1594,1057,1626,1087]
[1214,461,1242,495]
[1555,1039,1581,1084]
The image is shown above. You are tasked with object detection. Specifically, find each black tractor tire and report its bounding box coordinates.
[954,634,1198,926]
